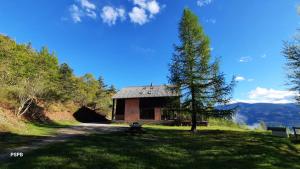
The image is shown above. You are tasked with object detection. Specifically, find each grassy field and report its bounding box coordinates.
[1,125,300,169]
[0,121,79,152]
[0,104,79,152]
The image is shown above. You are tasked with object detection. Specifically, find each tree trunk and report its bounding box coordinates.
[190,86,197,132]
[19,99,33,116]
[17,98,33,117]
[17,98,30,116]
[191,109,197,132]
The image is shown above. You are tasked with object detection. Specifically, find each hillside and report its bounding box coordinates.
[224,103,300,127]
[0,34,115,125]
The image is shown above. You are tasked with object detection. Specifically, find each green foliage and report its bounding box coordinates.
[54,63,76,102]
[0,34,115,116]
[283,39,300,103]
[208,118,246,129]
[169,9,235,131]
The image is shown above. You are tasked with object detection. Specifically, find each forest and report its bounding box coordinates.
[0,35,116,119]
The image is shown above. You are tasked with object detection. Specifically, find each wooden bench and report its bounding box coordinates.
[179,121,208,126]
[197,121,209,126]
[180,121,191,126]
[267,127,288,137]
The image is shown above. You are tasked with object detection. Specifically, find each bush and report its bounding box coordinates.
[208,118,243,128]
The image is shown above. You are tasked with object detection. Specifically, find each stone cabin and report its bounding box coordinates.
[112,85,179,122]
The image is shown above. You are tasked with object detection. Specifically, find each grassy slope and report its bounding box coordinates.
[1,125,300,169]
[0,106,79,152]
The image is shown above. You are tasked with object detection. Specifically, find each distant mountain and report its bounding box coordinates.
[220,103,300,127]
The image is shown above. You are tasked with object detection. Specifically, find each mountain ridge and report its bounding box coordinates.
[221,102,300,127]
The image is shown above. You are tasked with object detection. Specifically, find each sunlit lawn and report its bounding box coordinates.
[1,125,300,169]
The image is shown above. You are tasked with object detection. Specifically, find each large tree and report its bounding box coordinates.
[283,38,300,103]
[56,63,77,102]
[169,9,235,132]
[4,44,50,116]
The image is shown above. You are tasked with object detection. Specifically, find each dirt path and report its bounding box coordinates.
[0,123,128,161]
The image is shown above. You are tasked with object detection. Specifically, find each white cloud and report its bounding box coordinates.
[261,54,267,58]
[247,78,254,82]
[78,0,96,10]
[118,8,126,21]
[63,0,163,26]
[197,0,213,7]
[206,18,216,24]
[235,76,245,81]
[101,6,126,26]
[147,0,160,16]
[67,0,163,25]
[239,56,252,63]
[130,0,162,25]
[249,87,295,101]
[69,4,82,23]
[234,87,298,104]
[129,7,148,25]
[133,0,148,8]
[235,76,254,82]
[69,0,97,23]
[86,9,97,19]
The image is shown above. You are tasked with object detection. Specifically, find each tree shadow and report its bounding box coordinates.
[22,102,52,124]
[0,132,48,153]
[21,103,76,129]
[0,103,77,154]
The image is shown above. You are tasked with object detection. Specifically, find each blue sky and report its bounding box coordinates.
[0,0,299,103]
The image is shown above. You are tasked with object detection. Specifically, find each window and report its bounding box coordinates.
[140,108,154,120]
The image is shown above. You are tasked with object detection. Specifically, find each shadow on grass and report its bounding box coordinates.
[0,102,80,156]
[0,132,48,153]
[1,128,300,169]
[0,121,76,153]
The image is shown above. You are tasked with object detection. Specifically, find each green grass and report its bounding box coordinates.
[23,120,79,136]
[0,120,79,152]
[1,125,300,169]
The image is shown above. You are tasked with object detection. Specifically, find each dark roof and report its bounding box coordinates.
[112,85,178,99]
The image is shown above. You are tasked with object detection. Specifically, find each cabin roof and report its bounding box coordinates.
[112,85,179,99]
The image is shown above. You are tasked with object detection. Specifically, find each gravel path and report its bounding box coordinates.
[0,123,128,161]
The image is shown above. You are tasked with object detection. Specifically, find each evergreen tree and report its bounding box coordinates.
[107,85,117,94]
[97,76,107,90]
[283,39,300,103]
[57,63,76,102]
[169,9,235,132]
